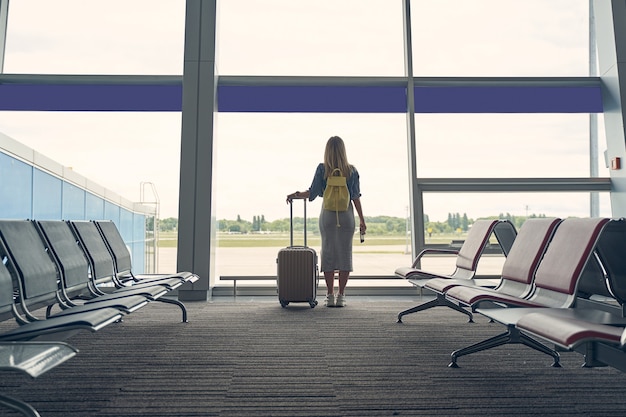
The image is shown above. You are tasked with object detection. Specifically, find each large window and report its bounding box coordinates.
[422,192,612,225]
[414,113,608,178]
[0,112,182,217]
[410,0,589,76]
[0,1,608,289]
[213,113,409,278]
[4,0,185,75]
[217,0,405,76]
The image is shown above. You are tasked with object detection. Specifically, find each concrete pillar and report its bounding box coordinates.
[403,0,424,260]
[177,0,218,301]
[593,0,626,216]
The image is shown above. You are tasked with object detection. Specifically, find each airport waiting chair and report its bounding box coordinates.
[396,219,517,323]
[0,341,78,417]
[35,220,150,316]
[0,245,122,342]
[93,220,198,288]
[68,220,191,322]
[0,220,139,325]
[513,218,626,371]
[444,217,562,313]
[67,221,171,297]
[446,217,611,368]
[0,224,121,417]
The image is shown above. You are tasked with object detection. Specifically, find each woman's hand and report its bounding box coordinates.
[286,191,301,204]
[286,190,309,203]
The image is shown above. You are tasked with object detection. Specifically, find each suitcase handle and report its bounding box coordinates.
[289,199,307,247]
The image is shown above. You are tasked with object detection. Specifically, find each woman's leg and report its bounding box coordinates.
[335,271,349,307]
[338,270,350,295]
[324,271,336,307]
[324,270,335,294]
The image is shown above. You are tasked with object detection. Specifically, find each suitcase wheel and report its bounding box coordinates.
[309,300,318,308]
[280,299,289,308]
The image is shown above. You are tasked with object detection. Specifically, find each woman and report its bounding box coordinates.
[286,136,366,307]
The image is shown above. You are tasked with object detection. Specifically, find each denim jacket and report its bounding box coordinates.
[308,163,361,202]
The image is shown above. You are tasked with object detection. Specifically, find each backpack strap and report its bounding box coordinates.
[330,168,342,227]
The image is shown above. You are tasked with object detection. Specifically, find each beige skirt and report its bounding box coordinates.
[318,203,355,272]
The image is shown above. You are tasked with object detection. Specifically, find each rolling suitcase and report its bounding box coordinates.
[277,199,319,308]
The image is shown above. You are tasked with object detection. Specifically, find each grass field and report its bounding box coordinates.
[157,231,464,248]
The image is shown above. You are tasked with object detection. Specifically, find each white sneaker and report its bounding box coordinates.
[324,294,335,307]
[335,294,346,307]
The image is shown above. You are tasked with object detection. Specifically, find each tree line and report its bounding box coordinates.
[151,212,546,235]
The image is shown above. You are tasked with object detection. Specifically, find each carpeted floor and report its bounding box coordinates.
[2,296,626,417]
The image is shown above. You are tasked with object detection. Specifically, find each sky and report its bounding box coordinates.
[0,0,611,223]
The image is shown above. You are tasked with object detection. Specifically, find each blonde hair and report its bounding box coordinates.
[323,136,352,179]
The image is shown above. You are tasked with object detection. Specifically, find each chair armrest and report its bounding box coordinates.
[0,341,78,378]
[411,248,459,268]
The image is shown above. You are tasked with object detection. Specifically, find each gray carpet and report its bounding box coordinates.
[2,297,626,417]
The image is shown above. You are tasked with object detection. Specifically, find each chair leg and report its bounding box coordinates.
[155,298,189,323]
[449,330,512,368]
[397,298,439,323]
[397,293,473,323]
[448,326,561,368]
[519,333,561,367]
[444,298,474,323]
[579,343,609,368]
[0,393,41,417]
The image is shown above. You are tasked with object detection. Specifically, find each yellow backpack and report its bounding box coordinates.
[323,168,350,226]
